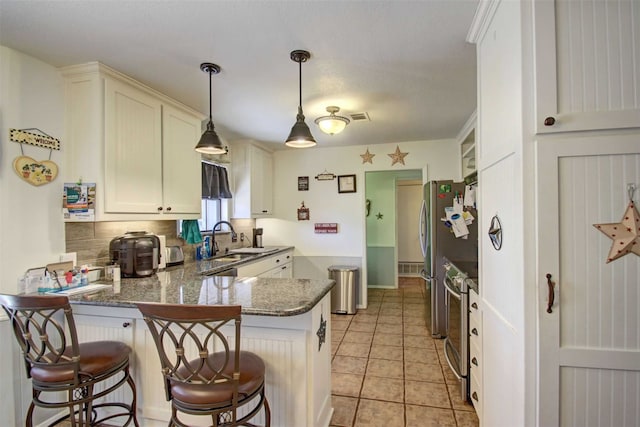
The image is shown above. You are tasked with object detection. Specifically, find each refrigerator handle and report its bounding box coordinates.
[419,199,427,258]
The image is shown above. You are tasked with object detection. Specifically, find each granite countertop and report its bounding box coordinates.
[65,247,335,317]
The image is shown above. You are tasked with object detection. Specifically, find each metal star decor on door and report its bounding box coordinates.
[388,145,408,166]
[593,184,640,263]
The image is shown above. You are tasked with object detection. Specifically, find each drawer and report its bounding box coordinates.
[469,338,482,384]
[469,310,482,349]
[470,371,482,418]
[469,289,481,315]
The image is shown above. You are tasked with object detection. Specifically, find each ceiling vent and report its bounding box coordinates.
[350,112,370,121]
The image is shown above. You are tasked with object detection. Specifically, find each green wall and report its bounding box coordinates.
[365,170,421,287]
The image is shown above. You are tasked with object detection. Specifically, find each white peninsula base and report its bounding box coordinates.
[70,293,333,427]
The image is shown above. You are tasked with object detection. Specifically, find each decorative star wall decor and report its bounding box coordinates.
[376,212,384,220]
[593,198,640,263]
[388,145,408,166]
[360,148,375,164]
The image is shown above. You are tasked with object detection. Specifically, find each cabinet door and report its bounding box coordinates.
[162,105,202,214]
[72,314,136,405]
[536,134,640,427]
[105,78,163,213]
[534,0,640,134]
[250,145,273,215]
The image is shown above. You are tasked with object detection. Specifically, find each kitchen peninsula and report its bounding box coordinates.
[66,259,335,427]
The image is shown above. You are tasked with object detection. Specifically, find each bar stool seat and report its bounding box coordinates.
[171,350,265,407]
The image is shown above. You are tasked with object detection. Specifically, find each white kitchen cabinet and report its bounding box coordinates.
[231,140,273,218]
[72,312,137,409]
[468,288,482,419]
[61,62,204,220]
[533,0,640,134]
[468,0,640,426]
[236,250,293,278]
[70,292,332,427]
[457,110,477,181]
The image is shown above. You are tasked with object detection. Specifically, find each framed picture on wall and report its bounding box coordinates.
[338,174,356,193]
[298,176,309,191]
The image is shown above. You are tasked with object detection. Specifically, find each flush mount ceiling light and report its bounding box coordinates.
[195,62,226,155]
[285,50,316,148]
[314,106,350,135]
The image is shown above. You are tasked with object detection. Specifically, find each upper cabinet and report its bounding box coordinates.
[61,62,204,221]
[534,0,640,134]
[231,140,273,218]
[458,110,477,181]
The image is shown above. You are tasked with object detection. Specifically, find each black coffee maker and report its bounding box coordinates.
[252,228,263,248]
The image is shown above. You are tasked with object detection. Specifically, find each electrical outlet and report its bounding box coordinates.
[240,232,245,242]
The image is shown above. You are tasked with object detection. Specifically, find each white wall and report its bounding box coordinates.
[0,46,66,293]
[0,45,66,426]
[260,139,457,299]
[262,139,457,254]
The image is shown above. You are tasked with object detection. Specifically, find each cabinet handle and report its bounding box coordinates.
[546,273,555,313]
[472,357,478,366]
[157,207,163,211]
[166,206,172,212]
[544,116,556,126]
[276,259,280,263]
[471,328,478,336]
[472,391,479,402]
[471,302,478,310]
[122,322,131,328]
[262,210,268,213]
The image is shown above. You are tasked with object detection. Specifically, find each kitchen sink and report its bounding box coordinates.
[210,253,253,262]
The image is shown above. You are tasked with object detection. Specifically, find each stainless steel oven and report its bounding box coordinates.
[442,257,474,401]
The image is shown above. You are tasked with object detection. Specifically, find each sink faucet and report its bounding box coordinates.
[211,221,237,256]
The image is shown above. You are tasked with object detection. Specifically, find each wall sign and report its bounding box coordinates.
[297,202,310,221]
[298,176,309,191]
[315,223,338,233]
[10,128,60,150]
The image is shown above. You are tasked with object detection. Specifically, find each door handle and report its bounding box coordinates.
[546,273,555,313]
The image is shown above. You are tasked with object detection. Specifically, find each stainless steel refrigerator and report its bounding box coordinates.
[419,180,477,338]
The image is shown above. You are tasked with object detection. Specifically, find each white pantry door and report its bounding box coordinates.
[536,134,640,427]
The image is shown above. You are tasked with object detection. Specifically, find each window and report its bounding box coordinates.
[178,198,229,234]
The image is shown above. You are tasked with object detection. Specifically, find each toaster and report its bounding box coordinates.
[165,246,184,266]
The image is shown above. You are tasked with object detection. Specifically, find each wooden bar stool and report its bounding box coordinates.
[0,294,139,427]
[137,303,270,427]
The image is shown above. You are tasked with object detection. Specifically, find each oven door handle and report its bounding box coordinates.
[443,337,463,380]
[444,276,461,300]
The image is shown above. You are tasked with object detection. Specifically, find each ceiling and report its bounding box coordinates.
[0,0,479,151]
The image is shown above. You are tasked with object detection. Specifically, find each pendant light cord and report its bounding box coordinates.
[298,60,303,109]
[208,69,213,122]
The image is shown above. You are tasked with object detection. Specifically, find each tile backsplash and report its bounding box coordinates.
[65,218,256,268]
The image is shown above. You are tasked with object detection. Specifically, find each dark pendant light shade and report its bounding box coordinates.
[285,50,316,148]
[195,62,226,155]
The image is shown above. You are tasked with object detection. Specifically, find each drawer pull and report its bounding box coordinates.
[544,116,556,126]
[166,206,172,212]
[471,328,478,336]
[157,207,163,211]
[471,302,478,310]
[122,322,131,328]
[472,391,479,401]
[472,357,478,366]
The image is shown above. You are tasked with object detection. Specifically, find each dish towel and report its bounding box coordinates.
[181,220,203,245]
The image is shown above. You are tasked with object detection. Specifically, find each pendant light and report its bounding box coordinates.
[285,50,316,148]
[195,62,226,155]
[315,106,350,135]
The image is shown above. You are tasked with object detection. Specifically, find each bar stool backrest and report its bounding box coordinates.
[136,303,242,402]
[0,294,80,384]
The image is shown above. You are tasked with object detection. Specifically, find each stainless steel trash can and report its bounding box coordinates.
[328,265,358,314]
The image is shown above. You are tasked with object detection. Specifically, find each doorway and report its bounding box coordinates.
[365,169,422,289]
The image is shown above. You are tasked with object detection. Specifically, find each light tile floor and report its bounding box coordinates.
[330,277,480,427]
